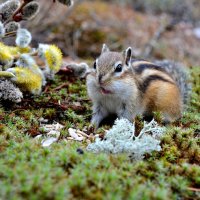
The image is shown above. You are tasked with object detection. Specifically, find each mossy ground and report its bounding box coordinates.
[0,67,199,200]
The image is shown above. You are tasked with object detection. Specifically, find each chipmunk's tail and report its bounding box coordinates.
[154,60,192,106]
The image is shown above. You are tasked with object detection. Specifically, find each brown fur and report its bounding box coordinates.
[143,80,182,122]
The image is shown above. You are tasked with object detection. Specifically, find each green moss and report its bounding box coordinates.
[0,67,199,199]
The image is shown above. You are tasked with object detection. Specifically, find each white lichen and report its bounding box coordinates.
[87,119,165,160]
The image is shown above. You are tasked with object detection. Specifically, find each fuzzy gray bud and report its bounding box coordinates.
[58,0,74,6]
[0,79,23,103]
[0,22,5,37]
[16,28,32,47]
[16,54,36,68]
[5,21,20,33]
[22,1,40,20]
[66,62,89,78]
[0,0,20,22]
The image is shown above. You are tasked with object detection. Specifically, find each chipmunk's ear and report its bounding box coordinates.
[101,44,110,54]
[124,47,132,66]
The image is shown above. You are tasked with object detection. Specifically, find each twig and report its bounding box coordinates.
[76,130,92,138]
[53,83,69,91]
[43,85,50,93]
[5,31,17,36]
[142,18,177,59]
[2,31,17,38]
[51,102,68,110]
[3,1,26,25]
[58,67,74,74]
[12,108,27,113]
[28,50,39,56]
[187,187,200,192]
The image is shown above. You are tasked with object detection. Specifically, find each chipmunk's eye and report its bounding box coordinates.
[115,64,122,72]
[93,61,97,69]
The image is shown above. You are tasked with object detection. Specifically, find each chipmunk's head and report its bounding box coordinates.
[90,44,132,94]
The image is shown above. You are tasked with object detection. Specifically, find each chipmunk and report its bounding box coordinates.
[86,44,191,128]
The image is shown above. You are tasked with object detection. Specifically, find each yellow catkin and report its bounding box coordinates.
[9,46,31,55]
[17,46,31,54]
[0,43,18,57]
[0,42,5,48]
[0,42,31,58]
[8,46,19,55]
[44,45,62,73]
[0,43,13,62]
[13,67,42,95]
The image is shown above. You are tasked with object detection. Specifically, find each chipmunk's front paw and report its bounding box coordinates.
[91,114,104,129]
[91,118,100,129]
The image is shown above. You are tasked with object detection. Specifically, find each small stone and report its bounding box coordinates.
[41,137,58,147]
[76,148,84,154]
[68,128,84,141]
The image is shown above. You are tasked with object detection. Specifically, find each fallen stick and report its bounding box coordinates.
[53,83,69,91]
[187,187,200,192]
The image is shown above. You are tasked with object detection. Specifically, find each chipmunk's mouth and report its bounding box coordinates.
[100,87,112,94]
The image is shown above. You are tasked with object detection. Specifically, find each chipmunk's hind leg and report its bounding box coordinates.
[144,81,183,124]
[157,85,183,124]
[142,113,154,122]
[142,105,154,122]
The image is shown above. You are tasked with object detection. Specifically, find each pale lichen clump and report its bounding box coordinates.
[87,119,165,160]
[0,79,23,103]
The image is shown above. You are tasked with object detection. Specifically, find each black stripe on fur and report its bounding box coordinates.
[139,75,175,93]
[133,63,167,74]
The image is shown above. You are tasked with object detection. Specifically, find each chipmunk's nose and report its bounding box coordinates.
[98,74,103,84]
